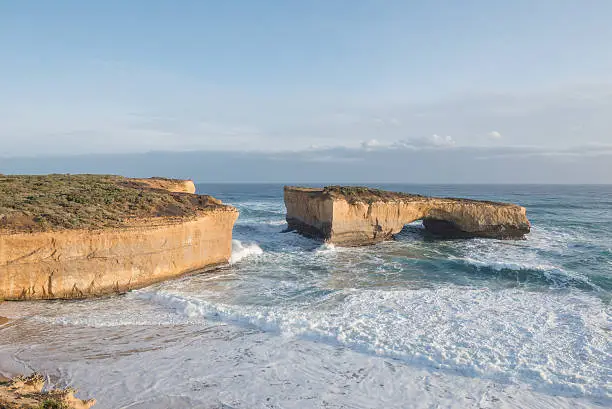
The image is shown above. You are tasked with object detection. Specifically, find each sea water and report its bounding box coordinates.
[0,184,610,408]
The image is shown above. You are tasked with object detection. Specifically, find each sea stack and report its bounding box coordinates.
[0,175,238,300]
[284,186,530,246]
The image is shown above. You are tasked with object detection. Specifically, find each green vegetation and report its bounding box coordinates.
[38,399,68,409]
[0,174,219,232]
[318,186,507,206]
[323,186,424,204]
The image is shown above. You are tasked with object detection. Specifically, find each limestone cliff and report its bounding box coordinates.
[285,186,530,246]
[0,174,237,300]
[132,177,196,194]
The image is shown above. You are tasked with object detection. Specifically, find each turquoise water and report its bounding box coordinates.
[215,183,612,294]
[0,184,610,408]
[196,184,612,397]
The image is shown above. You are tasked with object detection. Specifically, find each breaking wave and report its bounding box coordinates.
[230,240,263,264]
[135,286,611,400]
[450,256,602,291]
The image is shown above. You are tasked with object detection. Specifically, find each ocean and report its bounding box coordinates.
[0,184,610,408]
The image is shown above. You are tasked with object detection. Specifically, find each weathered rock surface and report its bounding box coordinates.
[285,186,530,246]
[0,373,95,409]
[132,177,196,194]
[0,175,238,300]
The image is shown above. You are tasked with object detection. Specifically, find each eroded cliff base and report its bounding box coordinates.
[422,217,528,239]
[285,186,530,246]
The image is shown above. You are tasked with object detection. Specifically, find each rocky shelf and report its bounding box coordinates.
[284,186,530,246]
[0,373,95,409]
[0,174,238,300]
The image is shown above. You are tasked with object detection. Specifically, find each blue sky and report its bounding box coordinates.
[0,1,611,181]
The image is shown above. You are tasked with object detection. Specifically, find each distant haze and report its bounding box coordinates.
[1,147,610,184]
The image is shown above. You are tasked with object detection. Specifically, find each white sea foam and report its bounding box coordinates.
[263,219,287,226]
[135,286,611,400]
[1,308,600,409]
[229,239,263,264]
[452,256,556,272]
[315,242,336,253]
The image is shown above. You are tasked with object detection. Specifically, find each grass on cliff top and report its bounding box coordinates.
[322,186,425,204]
[38,399,68,409]
[0,174,221,233]
[319,186,511,206]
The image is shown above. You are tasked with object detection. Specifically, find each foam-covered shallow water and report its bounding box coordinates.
[1,184,610,408]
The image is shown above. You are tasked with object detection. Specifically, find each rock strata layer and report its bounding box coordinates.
[0,175,237,300]
[285,186,530,246]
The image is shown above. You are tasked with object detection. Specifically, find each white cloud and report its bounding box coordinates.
[360,139,380,149]
[2,71,611,156]
[428,134,455,147]
[358,135,456,151]
[394,134,455,148]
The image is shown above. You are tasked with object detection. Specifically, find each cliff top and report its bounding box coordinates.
[285,185,515,207]
[0,174,231,233]
[322,185,425,203]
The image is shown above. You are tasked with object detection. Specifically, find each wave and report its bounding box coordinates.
[262,220,286,226]
[233,221,287,236]
[451,256,602,291]
[315,243,336,253]
[230,240,263,264]
[453,257,558,273]
[135,287,611,400]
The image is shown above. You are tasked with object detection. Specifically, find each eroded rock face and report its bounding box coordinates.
[0,176,237,300]
[0,211,237,300]
[132,177,196,194]
[285,186,530,246]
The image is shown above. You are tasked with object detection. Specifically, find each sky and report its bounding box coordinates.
[1,1,611,182]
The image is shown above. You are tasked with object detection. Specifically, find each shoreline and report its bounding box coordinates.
[0,309,604,409]
[0,183,609,408]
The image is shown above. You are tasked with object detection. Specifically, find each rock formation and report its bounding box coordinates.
[0,373,95,409]
[0,175,238,300]
[285,186,530,246]
[131,177,196,194]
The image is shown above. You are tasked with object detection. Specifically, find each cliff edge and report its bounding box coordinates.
[285,186,530,246]
[0,174,238,300]
[131,177,196,194]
